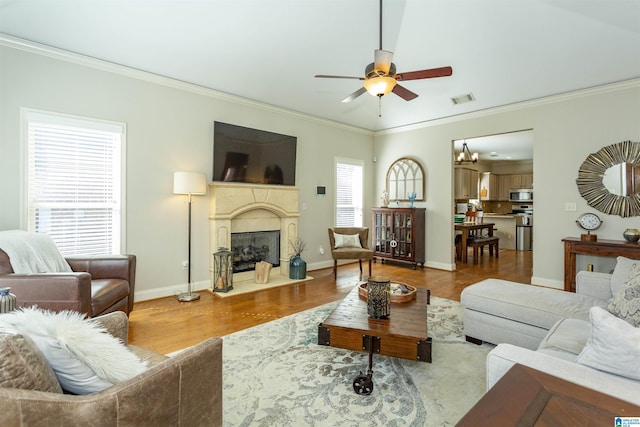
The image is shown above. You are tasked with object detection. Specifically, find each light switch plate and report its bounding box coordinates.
[565,202,577,212]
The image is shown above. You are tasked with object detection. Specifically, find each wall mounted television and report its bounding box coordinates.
[213,122,297,186]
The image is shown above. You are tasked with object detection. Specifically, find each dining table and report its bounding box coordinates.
[455,222,496,264]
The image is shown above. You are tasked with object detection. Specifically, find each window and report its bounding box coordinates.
[23,110,125,256]
[335,159,363,227]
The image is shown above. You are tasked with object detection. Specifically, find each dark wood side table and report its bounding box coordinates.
[456,364,640,426]
[563,237,640,292]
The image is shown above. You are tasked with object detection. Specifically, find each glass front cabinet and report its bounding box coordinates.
[372,207,425,269]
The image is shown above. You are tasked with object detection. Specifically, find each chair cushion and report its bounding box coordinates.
[333,233,362,248]
[608,262,640,326]
[0,330,62,393]
[331,247,373,260]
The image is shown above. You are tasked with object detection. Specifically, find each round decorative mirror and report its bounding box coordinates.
[386,157,425,201]
[576,140,640,217]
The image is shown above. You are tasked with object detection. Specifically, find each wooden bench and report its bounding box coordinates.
[467,236,499,264]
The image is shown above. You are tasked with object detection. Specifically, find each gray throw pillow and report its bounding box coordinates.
[608,262,640,326]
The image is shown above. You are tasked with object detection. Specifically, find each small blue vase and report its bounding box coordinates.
[289,255,307,280]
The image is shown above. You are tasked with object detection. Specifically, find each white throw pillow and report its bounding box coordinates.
[610,256,639,296]
[0,308,147,394]
[608,262,640,326]
[333,233,362,249]
[576,306,640,380]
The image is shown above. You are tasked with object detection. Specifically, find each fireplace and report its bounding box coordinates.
[231,230,280,273]
[209,182,299,287]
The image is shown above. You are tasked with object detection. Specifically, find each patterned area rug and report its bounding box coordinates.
[222,296,495,426]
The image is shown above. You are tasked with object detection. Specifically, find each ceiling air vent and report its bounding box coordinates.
[451,93,475,105]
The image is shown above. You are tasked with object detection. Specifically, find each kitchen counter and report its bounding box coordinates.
[483,215,517,250]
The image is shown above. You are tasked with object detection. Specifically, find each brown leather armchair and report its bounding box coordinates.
[0,250,136,317]
[328,227,374,279]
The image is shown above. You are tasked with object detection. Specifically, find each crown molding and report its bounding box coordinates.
[377,78,640,136]
[3,33,637,138]
[0,34,373,137]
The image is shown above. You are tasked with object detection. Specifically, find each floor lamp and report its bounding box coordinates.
[174,171,207,302]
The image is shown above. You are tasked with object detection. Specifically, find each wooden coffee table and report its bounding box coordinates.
[457,364,640,426]
[318,283,431,394]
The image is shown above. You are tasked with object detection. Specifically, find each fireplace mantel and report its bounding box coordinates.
[209,182,299,287]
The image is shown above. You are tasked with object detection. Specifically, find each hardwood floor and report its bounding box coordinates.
[128,249,532,354]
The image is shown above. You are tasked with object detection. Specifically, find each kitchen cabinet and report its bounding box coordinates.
[455,168,479,199]
[496,174,533,200]
[508,173,534,189]
[498,175,511,200]
[509,174,523,189]
[480,173,499,201]
[372,207,425,269]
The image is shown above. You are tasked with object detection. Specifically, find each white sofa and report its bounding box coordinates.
[462,265,640,406]
[460,277,608,350]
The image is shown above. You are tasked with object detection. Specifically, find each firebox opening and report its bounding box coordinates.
[231,230,280,273]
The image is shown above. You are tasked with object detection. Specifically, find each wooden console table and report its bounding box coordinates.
[563,237,640,292]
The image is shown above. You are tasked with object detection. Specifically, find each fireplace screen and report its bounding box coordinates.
[231,230,280,273]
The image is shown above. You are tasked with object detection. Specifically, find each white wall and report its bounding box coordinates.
[0,40,374,301]
[375,81,640,288]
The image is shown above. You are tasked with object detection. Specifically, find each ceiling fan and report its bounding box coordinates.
[315,0,453,103]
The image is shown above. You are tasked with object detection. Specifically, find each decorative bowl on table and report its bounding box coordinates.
[623,228,640,243]
[358,282,417,303]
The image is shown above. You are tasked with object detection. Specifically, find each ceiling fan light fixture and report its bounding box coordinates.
[363,76,397,97]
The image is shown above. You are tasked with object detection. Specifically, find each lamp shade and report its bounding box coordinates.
[173,172,207,195]
[363,76,397,97]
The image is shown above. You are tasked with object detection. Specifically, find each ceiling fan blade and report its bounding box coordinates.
[341,87,367,103]
[392,84,419,101]
[395,66,453,81]
[315,74,364,80]
[373,49,394,74]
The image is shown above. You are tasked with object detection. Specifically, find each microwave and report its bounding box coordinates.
[509,189,533,202]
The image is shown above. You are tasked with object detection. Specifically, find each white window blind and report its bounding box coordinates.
[335,160,363,227]
[25,111,124,256]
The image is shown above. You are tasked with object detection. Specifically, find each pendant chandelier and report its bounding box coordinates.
[456,142,479,165]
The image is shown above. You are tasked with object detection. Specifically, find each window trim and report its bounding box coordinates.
[20,108,127,254]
